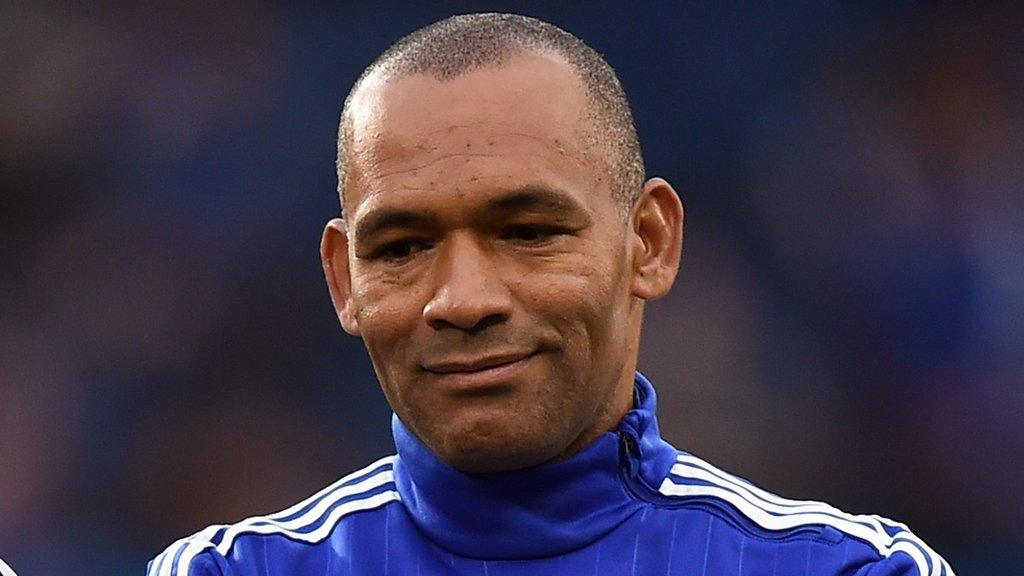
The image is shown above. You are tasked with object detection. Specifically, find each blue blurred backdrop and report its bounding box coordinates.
[1,2,1021,574]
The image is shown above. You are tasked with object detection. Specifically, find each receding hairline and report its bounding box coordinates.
[335,13,645,220]
[345,45,586,127]
[352,43,581,98]
[343,46,596,148]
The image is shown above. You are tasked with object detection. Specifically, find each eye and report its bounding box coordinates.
[501,225,567,244]
[372,239,431,263]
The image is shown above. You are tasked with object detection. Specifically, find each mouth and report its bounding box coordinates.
[422,351,536,392]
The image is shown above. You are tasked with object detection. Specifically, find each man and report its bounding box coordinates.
[149,13,954,576]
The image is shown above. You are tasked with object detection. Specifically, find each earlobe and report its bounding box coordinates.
[629,177,684,300]
[321,218,361,336]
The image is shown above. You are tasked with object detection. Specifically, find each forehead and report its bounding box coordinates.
[344,52,607,220]
[350,50,590,146]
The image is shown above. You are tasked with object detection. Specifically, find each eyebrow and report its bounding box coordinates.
[353,209,436,243]
[352,185,591,242]
[483,185,590,218]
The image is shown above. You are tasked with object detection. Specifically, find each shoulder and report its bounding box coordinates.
[655,450,955,576]
[0,556,19,576]
[146,455,398,576]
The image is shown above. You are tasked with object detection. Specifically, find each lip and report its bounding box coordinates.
[423,351,533,374]
[422,351,536,391]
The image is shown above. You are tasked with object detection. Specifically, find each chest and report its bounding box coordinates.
[228,505,853,576]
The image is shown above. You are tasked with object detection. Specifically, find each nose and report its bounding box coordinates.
[423,234,512,332]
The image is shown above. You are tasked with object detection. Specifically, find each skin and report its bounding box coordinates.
[321,50,684,473]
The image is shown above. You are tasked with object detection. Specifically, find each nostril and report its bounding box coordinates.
[425,310,509,332]
[467,312,508,333]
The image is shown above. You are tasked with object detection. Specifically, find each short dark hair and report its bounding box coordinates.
[336,12,645,219]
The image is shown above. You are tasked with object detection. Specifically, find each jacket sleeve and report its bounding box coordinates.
[851,540,956,576]
[146,540,235,576]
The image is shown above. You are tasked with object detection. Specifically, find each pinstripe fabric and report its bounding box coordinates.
[146,373,953,576]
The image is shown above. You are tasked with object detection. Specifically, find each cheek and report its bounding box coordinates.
[511,257,624,355]
[351,265,426,324]
[351,279,426,371]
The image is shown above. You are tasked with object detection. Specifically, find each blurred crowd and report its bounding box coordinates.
[2,2,1021,574]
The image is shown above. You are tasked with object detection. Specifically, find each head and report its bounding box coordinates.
[321,13,683,473]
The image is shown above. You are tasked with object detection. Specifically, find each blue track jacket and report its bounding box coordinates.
[149,373,954,576]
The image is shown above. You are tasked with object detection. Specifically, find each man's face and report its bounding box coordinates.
[333,52,641,472]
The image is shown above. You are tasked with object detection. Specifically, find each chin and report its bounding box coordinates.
[443,447,550,474]
[438,427,558,474]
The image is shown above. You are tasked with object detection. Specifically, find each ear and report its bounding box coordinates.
[321,218,361,336]
[629,177,684,300]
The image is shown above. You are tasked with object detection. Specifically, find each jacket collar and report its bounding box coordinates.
[391,372,678,559]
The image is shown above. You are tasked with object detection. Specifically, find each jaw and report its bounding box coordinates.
[436,424,569,474]
[410,391,569,473]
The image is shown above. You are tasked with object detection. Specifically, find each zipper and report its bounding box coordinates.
[618,430,641,478]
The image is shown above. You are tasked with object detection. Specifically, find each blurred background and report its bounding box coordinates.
[2,1,1021,574]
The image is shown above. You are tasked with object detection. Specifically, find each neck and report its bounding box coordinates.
[555,365,637,461]
[391,372,677,559]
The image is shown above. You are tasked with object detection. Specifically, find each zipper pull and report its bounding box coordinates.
[618,431,641,478]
